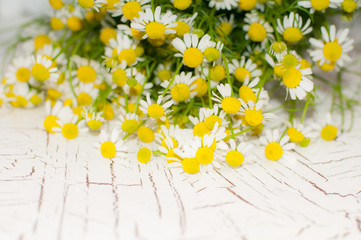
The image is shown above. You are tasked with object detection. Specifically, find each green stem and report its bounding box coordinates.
[222,54,233,96]
[134,61,157,112]
[161,59,182,98]
[224,126,256,141]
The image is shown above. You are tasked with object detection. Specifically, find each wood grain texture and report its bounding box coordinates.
[0,105,361,240]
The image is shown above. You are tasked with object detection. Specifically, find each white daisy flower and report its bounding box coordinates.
[31,55,59,83]
[284,119,318,146]
[309,25,354,71]
[154,63,172,84]
[53,110,88,140]
[238,77,269,106]
[77,0,107,12]
[230,56,262,83]
[5,56,33,84]
[298,0,342,14]
[72,55,104,85]
[139,94,173,121]
[259,129,295,161]
[172,33,211,68]
[122,67,152,97]
[276,12,313,43]
[212,83,242,115]
[7,83,44,108]
[282,65,313,100]
[96,129,128,159]
[73,81,99,107]
[208,0,238,10]
[172,12,198,38]
[119,112,140,134]
[112,0,151,22]
[131,6,177,40]
[243,11,274,45]
[107,33,143,66]
[44,100,73,133]
[83,108,105,130]
[225,139,253,167]
[341,0,361,13]
[238,100,276,127]
[216,14,235,36]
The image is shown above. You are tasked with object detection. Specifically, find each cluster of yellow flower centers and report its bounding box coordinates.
[283,68,302,88]
[182,158,200,174]
[34,35,51,51]
[122,1,142,20]
[265,142,283,161]
[16,68,31,83]
[226,150,244,167]
[78,0,95,9]
[321,124,337,141]
[248,23,267,42]
[183,48,203,68]
[118,49,137,66]
[244,108,263,126]
[77,66,97,83]
[44,115,60,133]
[311,0,330,11]
[146,22,165,39]
[137,147,152,163]
[62,123,79,139]
[342,0,358,13]
[283,27,303,43]
[238,0,257,11]
[173,0,192,10]
[171,84,190,102]
[323,41,342,62]
[222,97,241,115]
[101,141,116,158]
[287,127,305,143]
[32,64,50,82]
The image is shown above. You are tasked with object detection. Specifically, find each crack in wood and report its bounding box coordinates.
[110,160,120,239]
[148,173,162,218]
[194,201,235,210]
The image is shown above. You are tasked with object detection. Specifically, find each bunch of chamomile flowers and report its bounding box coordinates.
[1,0,360,174]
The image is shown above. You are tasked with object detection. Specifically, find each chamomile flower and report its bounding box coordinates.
[161,72,198,104]
[77,0,107,11]
[269,41,288,59]
[49,8,67,31]
[66,5,85,32]
[112,0,150,22]
[238,100,276,127]
[73,82,99,107]
[154,63,172,84]
[243,11,274,44]
[171,0,192,10]
[341,0,361,13]
[37,44,66,69]
[96,129,127,159]
[230,56,262,83]
[54,110,88,140]
[108,33,143,66]
[172,33,211,68]
[282,65,313,100]
[313,113,339,141]
[216,14,235,36]
[212,83,242,115]
[276,12,313,43]
[49,0,65,10]
[131,6,177,40]
[309,25,354,71]
[8,84,43,108]
[298,0,342,13]
[44,100,72,133]
[122,68,152,97]
[31,55,59,83]
[171,12,198,38]
[5,56,33,84]
[238,77,269,105]
[203,40,224,63]
[139,94,173,121]
[119,112,140,134]
[238,0,258,11]
[225,139,253,167]
[73,56,104,84]
[259,129,295,161]
[84,108,105,130]
[208,0,238,10]
[284,119,318,147]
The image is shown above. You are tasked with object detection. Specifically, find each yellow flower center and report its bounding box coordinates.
[271,41,287,53]
[196,146,214,165]
[226,150,244,167]
[317,61,336,71]
[321,124,337,141]
[183,48,203,68]
[287,127,305,143]
[191,78,208,97]
[30,95,42,105]
[11,96,27,108]
[49,0,64,9]
[78,0,95,9]
[283,27,303,43]
[77,66,97,83]
[137,147,152,163]
[217,22,232,36]
[323,41,342,62]
[205,115,222,130]
[44,115,60,133]
[239,85,257,103]
[122,1,141,20]
[47,88,62,99]
[34,35,51,51]
[148,104,164,119]
[173,21,190,37]
[244,108,263,126]
[182,157,200,174]
[171,83,191,102]
[100,27,116,45]
[283,67,302,88]
[67,17,84,32]
[131,27,145,40]
[222,97,241,115]
[50,17,65,31]
[299,59,312,69]
[157,69,171,82]
[104,104,114,120]
[210,65,226,82]
[238,0,257,11]
[173,0,192,10]
[129,83,142,96]
[112,68,127,87]
[105,0,120,10]
[342,0,358,13]
[77,92,93,106]
[274,64,286,78]
[248,23,267,42]
[16,67,31,82]
[121,119,139,134]
[146,22,166,39]
[100,141,116,158]
[32,63,50,82]
[193,122,211,137]
[311,0,330,11]
[87,120,103,130]
[118,48,137,66]
[265,142,283,161]
[283,54,298,69]
[204,47,221,62]
[62,123,79,139]
[235,67,251,82]
[137,126,155,143]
